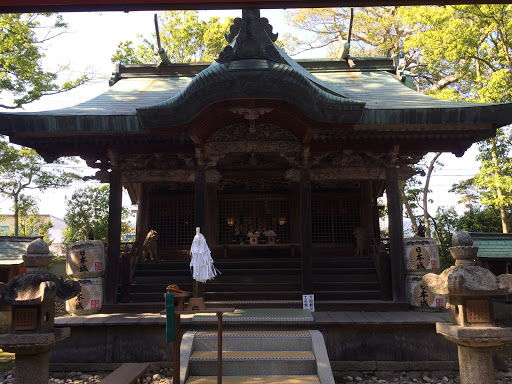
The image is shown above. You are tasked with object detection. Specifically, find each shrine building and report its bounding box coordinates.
[1,10,512,311]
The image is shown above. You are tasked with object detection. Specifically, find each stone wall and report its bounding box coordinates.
[50,322,457,366]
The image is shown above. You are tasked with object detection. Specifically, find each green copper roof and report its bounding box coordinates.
[471,233,512,259]
[0,237,36,265]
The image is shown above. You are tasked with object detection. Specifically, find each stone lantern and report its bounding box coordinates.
[422,231,512,384]
[0,238,80,384]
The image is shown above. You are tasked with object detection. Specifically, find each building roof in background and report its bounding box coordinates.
[0,236,40,266]
[471,233,512,260]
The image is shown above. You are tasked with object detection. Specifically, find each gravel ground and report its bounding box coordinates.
[0,367,512,384]
[1,363,512,383]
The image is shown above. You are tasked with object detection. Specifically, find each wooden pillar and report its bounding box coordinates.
[194,170,207,298]
[105,170,122,305]
[372,183,381,240]
[205,182,218,246]
[289,182,301,244]
[300,169,313,294]
[194,170,206,235]
[360,180,374,238]
[136,183,151,244]
[386,166,406,303]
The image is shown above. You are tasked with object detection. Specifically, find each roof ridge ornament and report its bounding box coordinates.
[216,9,285,64]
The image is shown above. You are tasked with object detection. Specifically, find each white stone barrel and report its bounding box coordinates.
[403,237,439,272]
[406,273,445,310]
[67,240,105,278]
[66,277,103,315]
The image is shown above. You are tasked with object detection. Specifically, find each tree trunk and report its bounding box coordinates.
[13,193,19,236]
[398,180,418,234]
[423,152,442,238]
[491,138,509,233]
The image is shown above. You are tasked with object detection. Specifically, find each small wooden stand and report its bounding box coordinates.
[172,292,192,311]
[172,307,235,384]
[186,297,206,311]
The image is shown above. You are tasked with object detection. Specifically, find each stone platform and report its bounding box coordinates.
[50,308,459,373]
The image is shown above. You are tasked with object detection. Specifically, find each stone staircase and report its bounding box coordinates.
[180,330,335,384]
[122,256,383,311]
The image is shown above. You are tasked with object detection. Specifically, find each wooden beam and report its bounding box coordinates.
[385,166,406,303]
[105,170,123,305]
[1,0,509,13]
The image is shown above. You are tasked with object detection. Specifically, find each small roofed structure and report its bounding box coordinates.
[0,236,41,283]
[471,233,512,276]
[1,10,512,310]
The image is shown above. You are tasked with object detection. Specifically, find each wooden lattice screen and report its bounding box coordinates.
[149,195,195,247]
[218,195,290,245]
[312,194,360,244]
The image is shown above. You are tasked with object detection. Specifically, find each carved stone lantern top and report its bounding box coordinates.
[23,237,53,274]
[422,231,512,327]
[0,238,80,333]
[423,231,512,298]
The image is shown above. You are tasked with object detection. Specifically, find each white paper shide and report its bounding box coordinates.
[190,227,219,283]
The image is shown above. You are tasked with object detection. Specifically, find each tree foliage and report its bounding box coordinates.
[284,6,512,233]
[0,138,81,236]
[111,11,234,64]
[63,185,132,245]
[283,5,512,98]
[451,127,512,233]
[457,204,510,233]
[283,7,406,58]
[0,13,90,109]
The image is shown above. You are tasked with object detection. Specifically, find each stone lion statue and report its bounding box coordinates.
[142,230,159,261]
[354,227,372,258]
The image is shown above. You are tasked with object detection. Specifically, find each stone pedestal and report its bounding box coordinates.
[0,327,70,384]
[436,323,512,384]
[457,345,494,384]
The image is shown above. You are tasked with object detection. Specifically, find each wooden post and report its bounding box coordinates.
[136,183,151,246]
[173,313,181,384]
[206,182,219,246]
[360,180,374,239]
[194,170,206,235]
[300,169,313,294]
[372,183,381,240]
[385,166,406,303]
[105,170,122,305]
[194,170,206,298]
[217,312,223,384]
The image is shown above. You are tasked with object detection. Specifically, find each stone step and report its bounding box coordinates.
[193,331,312,352]
[130,282,301,293]
[130,291,303,302]
[188,351,317,376]
[186,375,321,384]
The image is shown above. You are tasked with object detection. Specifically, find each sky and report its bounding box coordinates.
[0,9,482,220]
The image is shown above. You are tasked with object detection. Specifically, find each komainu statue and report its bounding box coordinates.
[354,227,373,257]
[142,230,159,261]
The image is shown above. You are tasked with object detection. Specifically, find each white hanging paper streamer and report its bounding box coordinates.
[190,227,219,283]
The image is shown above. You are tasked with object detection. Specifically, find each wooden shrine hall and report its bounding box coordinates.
[1,10,512,312]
